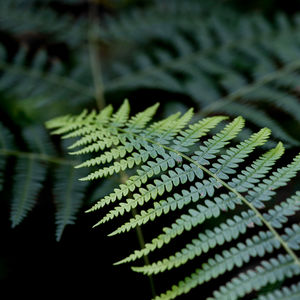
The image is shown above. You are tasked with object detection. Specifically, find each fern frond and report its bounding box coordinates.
[117,151,300,269]
[116,190,299,267]
[155,252,300,300]
[100,0,230,44]
[102,8,300,146]
[47,100,300,299]
[10,157,47,227]
[54,165,88,241]
[0,120,86,237]
[0,45,93,109]
[208,101,300,147]
[192,116,245,165]
[0,0,87,48]
[110,140,283,237]
[85,115,226,221]
[242,86,300,122]
[23,124,56,156]
[208,254,300,300]
[256,282,300,300]
[133,215,300,277]
[136,224,299,289]
[102,126,270,231]
[265,191,300,229]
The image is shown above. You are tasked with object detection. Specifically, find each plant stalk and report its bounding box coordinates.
[88,1,106,110]
[120,171,156,298]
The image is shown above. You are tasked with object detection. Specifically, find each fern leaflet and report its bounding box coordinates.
[47,100,300,299]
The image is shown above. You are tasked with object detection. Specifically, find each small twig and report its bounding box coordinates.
[0,149,77,166]
[87,1,106,109]
[120,171,157,298]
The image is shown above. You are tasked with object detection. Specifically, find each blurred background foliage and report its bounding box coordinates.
[0,0,300,298]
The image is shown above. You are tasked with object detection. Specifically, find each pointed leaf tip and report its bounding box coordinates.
[107,230,118,237]
[92,222,101,228]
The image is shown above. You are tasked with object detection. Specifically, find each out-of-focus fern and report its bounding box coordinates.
[0,122,87,240]
[0,45,93,111]
[46,100,300,299]
[1,0,299,145]
[99,0,228,44]
[101,6,300,146]
[0,0,87,48]
[1,0,300,247]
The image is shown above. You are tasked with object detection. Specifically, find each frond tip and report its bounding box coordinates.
[46,100,300,299]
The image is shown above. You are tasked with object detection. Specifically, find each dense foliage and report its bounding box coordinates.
[0,0,299,299]
[47,100,300,299]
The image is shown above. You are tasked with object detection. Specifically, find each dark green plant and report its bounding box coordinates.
[0,0,300,246]
[1,0,300,144]
[100,4,300,146]
[46,100,300,299]
[0,121,88,240]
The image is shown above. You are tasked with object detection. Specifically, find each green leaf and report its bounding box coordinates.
[10,158,46,227]
[54,166,88,241]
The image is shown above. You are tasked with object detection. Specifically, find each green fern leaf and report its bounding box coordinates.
[114,143,289,265]
[0,45,93,110]
[208,254,300,300]
[54,165,88,241]
[47,100,300,299]
[0,0,87,48]
[10,157,46,227]
[256,282,300,300]
[102,6,300,146]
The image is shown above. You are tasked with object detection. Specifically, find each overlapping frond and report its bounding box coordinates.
[0,0,87,48]
[2,0,300,148]
[10,157,46,227]
[256,282,300,300]
[208,254,300,300]
[54,165,87,241]
[0,121,86,239]
[101,7,300,146]
[100,0,227,44]
[47,100,300,299]
[0,44,93,110]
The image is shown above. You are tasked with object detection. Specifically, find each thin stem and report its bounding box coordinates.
[120,171,156,298]
[87,3,153,294]
[88,2,106,110]
[0,149,77,166]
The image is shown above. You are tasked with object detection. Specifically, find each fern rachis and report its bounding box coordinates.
[46,100,300,299]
